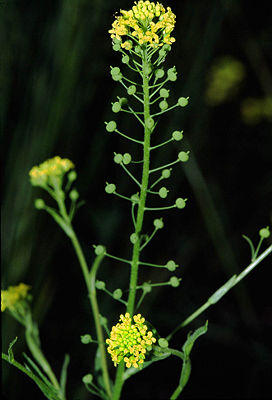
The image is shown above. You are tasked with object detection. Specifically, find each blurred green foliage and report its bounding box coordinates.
[1,0,272,398]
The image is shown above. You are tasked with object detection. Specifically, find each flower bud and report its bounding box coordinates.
[69,189,79,201]
[34,199,45,209]
[68,170,77,182]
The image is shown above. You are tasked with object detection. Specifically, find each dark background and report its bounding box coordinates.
[1,0,272,399]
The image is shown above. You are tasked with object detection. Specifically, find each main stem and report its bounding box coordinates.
[112,48,152,400]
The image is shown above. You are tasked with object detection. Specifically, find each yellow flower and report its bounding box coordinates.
[1,283,31,312]
[106,312,156,368]
[109,1,176,49]
[29,156,74,187]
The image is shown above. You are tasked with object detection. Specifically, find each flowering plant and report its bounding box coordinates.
[2,2,271,399]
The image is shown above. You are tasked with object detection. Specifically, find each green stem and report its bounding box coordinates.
[70,233,112,399]
[55,193,112,398]
[167,244,272,339]
[112,47,152,400]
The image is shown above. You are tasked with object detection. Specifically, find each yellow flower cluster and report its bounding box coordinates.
[109,1,176,49]
[29,156,74,187]
[106,313,156,368]
[1,283,31,312]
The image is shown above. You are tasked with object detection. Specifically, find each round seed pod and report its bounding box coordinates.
[34,199,45,209]
[159,187,168,198]
[178,97,189,107]
[114,153,123,164]
[146,117,155,129]
[122,55,129,64]
[123,153,132,165]
[159,100,168,111]
[175,198,186,209]
[95,245,106,255]
[113,289,123,299]
[112,102,121,113]
[161,169,171,178]
[178,151,189,162]
[96,280,106,290]
[153,218,164,229]
[166,260,177,271]
[169,276,180,287]
[160,88,169,98]
[106,121,117,132]
[172,130,183,141]
[127,85,136,95]
[259,227,270,238]
[69,189,79,201]
[158,338,169,348]
[105,183,116,194]
[130,233,138,244]
[155,69,165,79]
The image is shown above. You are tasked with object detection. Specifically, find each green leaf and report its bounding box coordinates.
[242,234,255,260]
[8,337,18,362]
[178,321,208,392]
[182,320,208,357]
[23,352,53,388]
[60,354,70,399]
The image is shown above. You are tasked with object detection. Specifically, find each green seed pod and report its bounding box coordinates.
[119,97,128,106]
[34,198,45,210]
[68,170,77,182]
[69,189,79,201]
[95,245,106,255]
[82,374,93,384]
[143,63,152,75]
[162,44,171,52]
[166,260,177,271]
[178,97,189,107]
[161,169,171,178]
[146,117,155,129]
[127,85,136,95]
[113,289,123,299]
[131,193,140,203]
[170,276,180,287]
[172,130,183,141]
[122,55,129,64]
[112,102,121,113]
[153,218,164,229]
[113,43,121,51]
[106,121,117,132]
[130,233,138,244]
[159,187,168,198]
[155,69,164,79]
[259,227,270,238]
[175,198,186,209]
[142,282,152,293]
[135,45,141,54]
[81,334,92,344]
[96,280,106,290]
[160,88,169,98]
[178,151,189,162]
[159,100,168,111]
[114,153,123,164]
[158,338,169,348]
[105,183,116,194]
[111,67,120,76]
[159,49,166,57]
[123,153,132,165]
[112,73,122,81]
[167,67,177,81]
